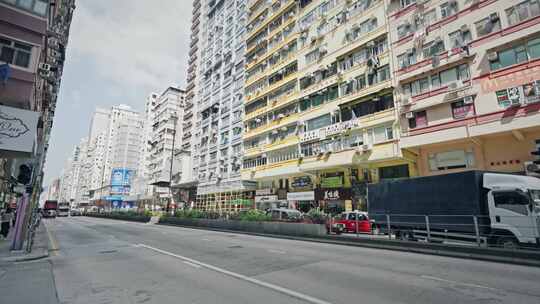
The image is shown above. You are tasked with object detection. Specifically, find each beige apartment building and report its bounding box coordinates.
[242,0,414,213]
[389,0,540,176]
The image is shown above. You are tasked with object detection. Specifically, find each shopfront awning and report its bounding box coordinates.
[299,150,360,172]
[300,143,403,172]
[251,163,301,180]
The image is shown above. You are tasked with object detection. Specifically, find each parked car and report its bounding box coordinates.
[334,211,372,234]
[70,208,81,216]
[267,208,303,222]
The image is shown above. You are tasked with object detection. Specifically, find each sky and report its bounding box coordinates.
[43,0,193,185]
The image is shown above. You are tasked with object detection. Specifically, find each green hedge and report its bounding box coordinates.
[85,211,151,223]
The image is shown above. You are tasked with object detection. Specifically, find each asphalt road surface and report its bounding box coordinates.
[45,216,540,304]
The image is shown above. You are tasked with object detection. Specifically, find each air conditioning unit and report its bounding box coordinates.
[489,13,499,23]
[280,126,288,132]
[405,112,415,119]
[361,144,372,152]
[448,81,462,90]
[311,36,318,43]
[39,63,51,71]
[463,96,474,104]
[271,130,279,135]
[487,51,499,62]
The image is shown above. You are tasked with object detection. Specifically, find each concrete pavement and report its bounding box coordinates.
[41,216,540,304]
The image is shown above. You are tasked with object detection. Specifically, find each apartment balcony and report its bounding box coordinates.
[400,80,474,114]
[245,32,299,71]
[247,0,296,41]
[244,112,300,140]
[246,72,298,104]
[241,158,300,181]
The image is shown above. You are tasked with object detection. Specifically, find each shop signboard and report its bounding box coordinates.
[316,188,352,201]
[0,105,39,153]
[256,188,273,196]
[300,119,360,143]
[287,191,315,201]
[321,176,343,188]
[291,176,312,189]
[111,168,134,187]
[254,195,278,203]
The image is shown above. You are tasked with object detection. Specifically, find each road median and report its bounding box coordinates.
[157,217,540,267]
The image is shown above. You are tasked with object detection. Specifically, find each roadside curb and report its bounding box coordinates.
[157,222,540,267]
[0,223,52,264]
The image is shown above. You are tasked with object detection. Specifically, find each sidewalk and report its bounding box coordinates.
[0,221,50,263]
[0,221,59,304]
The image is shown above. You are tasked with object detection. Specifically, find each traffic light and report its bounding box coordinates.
[16,164,33,185]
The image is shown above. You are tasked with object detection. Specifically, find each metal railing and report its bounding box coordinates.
[327,213,540,251]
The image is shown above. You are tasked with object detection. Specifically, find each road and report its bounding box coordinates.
[45,216,540,304]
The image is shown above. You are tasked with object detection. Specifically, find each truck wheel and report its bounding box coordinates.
[497,237,518,250]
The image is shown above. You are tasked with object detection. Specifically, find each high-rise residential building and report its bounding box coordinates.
[192,0,253,211]
[389,0,540,176]
[240,0,414,213]
[130,93,159,202]
[172,0,204,203]
[145,87,185,204]
[102,105,142,189]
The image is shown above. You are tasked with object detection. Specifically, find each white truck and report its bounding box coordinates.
[368,171,540,249]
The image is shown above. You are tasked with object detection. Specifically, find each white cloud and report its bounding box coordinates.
[68,0,191,92]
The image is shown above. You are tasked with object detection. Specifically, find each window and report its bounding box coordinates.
[400,0,416,8]
[402,77,429,96]
[423,39,445,58]
[0,0,48,16]
[379,164,410,180]
[493,191,530,215]
[408,110,427,129]
[428,149,475,171]
[440,1,458,18]
[506,0,540,26]
[370,125,394,143]
[307,114,332,131]
[449,29,472,48]
[451,100,474,119]
[0,37,32,68]
[490,38,540,70]
[397,48,417,68]
[475,14,501,37]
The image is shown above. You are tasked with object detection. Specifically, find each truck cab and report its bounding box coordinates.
[484,173,540,248]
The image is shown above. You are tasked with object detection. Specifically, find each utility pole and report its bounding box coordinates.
[166,114,177,213]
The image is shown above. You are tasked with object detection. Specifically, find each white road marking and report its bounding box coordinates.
[138,244,332,304]
[268,249,286,254]
[183,261,202,269]
[202,238,211,241]
[420,275,496,290]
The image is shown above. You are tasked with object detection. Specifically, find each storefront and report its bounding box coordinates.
[255,188,286,210]
[315,188,352,215]
[287,191,316,212]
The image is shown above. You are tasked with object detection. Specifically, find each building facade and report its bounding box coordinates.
[0,0,75,249]
[240,0,414,214]
[192,0,254,211]
[389,0,540,176]
[145,87,185,204]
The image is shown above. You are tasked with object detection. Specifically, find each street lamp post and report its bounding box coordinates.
[166,114,178,213]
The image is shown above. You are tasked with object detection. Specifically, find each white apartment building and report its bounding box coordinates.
[102,105,143,190]
[192,0,254,208]
[145,87,185,201]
